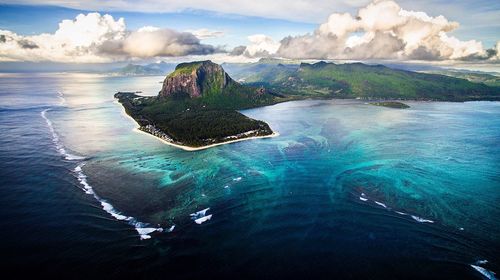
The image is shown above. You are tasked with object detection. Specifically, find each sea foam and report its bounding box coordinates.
[74,163,164,239]
[195,215,212,225]
[42,105,166,240]
[57,91,66,106]
[411,215,434,223]
[375,201,388,208]
[191,208,212,224]
[74,163,167,239]
[41,109,85,161]
[471,264,497,280]
[356,192,435,225]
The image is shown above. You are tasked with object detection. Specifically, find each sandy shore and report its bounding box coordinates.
[115,99,279,152]
[135,128,279,151]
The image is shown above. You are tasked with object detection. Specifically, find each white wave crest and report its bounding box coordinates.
[375,201,388,208]
[42,102,169,240]
[471,264,497,280]
[190,208,210,219]
[74,163,164,240]
[41,109,85,161]
[195,214,212,225]
[57,91,66,106]
[411,215,434,223]
[190,207,212,224]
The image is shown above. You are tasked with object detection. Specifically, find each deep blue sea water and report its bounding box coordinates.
[0,73,499,279]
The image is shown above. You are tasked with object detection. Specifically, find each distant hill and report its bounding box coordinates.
[422,70,500,87]
[222,59,299,82]
[112,62,176,76]
[242,61,500,101]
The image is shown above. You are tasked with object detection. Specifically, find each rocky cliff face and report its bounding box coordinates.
[159,60,236,99]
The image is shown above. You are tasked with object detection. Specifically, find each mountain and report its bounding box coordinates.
[115,60,499,149]
[115,61,280,148]
[243,61,500,101]
[158,60,282,109]
[222,59,299,82]
[144,61,176,73]
[159,60,236,98]
[422,70,500,87]
[113,62,176,76]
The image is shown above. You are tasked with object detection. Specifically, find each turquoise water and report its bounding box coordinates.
[0,73,499,279]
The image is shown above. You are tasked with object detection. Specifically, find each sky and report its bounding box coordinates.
[0,0,499,70]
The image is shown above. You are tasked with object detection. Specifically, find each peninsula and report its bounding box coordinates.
[115,60,500,151]
[115,61,283,150]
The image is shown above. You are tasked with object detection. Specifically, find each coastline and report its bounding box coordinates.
[115,99,279,151]
[134,128,279,151]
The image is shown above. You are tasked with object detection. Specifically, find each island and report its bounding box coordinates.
[115,60,283,150]
[370,101,410,109]
[115,60,500,151]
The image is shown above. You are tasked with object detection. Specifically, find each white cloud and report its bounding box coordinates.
[0,13,217,62]
[187,29,225,40]
[228,35,281,58]
[120,28,216,58]
[0,1,497,64]
[0,13,126,62]
[276,0,499,61]
[243,35,281,57]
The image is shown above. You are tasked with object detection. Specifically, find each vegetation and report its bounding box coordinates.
[242,61,500,101]
[116,60,500,148]
[112,62,175,76]
[370,101,410,109]
[422,70,500,87]
[167,61,205,77]
[115,90,277,147]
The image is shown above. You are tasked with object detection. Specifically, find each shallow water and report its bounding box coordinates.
[0,73,499,279]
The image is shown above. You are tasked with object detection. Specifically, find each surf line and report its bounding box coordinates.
[41,103,171,240]
[358,192,435,224]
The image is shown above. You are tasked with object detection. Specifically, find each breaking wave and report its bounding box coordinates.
[41,109,85,161]
[42,96,171,240]
[75,163,164,239]
[357,192,435,224]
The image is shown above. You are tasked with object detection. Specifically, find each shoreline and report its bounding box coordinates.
[115,99,279,151]
[134,128,279,151]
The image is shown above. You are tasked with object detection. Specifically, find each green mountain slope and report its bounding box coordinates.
[422,70,500,87]
[244,61,500,101]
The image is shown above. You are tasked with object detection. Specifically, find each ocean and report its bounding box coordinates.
[0,73,499,279]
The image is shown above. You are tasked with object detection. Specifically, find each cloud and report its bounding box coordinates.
[229,35,281,58]
[229,45,247,56]
[276,0,499,61]
[100,27,217,58]
[0,13,218,62]
[187,29,225,40]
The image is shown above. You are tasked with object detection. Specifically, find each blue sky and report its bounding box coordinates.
[0,4,316,48]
